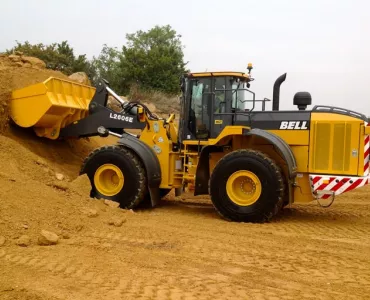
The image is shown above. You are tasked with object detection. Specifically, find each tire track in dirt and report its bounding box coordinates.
[73,229,370,299]
[2,197,370,299]
[1,247,216,300]
[2,217,369,300]
[150,200,370,245]
[0,248,115,298]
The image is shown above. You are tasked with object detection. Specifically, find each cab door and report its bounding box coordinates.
[184,77,213,140]
[211,76,233,138]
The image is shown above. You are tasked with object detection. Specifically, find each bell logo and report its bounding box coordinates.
[279,121,308,130]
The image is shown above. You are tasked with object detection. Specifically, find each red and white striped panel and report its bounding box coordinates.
[310,175,369,199]
[364,121,370,176]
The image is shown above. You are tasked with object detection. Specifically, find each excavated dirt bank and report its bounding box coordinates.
[0,55,370,299]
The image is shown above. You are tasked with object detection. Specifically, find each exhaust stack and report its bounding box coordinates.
[272,73,287,111]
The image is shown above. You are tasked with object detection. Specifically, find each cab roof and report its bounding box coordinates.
[187,71,250,79]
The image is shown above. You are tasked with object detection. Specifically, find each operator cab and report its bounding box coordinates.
[179,66,257,142]
[179,72,254,140]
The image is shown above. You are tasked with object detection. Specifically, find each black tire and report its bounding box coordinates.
[80,145,147,209]
[210,149,284,223]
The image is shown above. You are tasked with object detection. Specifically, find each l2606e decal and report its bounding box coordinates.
[109,113,133,123]
[279,121,308,130]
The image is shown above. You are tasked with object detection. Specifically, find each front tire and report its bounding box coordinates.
[80,145,147,209]
[210,149,284,223]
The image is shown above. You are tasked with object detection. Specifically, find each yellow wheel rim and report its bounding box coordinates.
[94,164,124,197]
[226,170,261,206]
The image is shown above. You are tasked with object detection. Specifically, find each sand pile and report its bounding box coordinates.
[0,54,121,244]
[0,121,124,246]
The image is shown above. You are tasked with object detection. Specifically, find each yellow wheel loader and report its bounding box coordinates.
[9,65,370,222]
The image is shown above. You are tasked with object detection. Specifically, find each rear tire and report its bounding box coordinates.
[80,145,147,209]
[210,149,284,223]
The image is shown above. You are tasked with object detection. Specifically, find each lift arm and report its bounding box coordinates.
[60,80,148,138]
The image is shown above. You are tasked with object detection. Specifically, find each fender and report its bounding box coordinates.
[117,133,161,206]
[243,128,297,179]
[244,128,297,205]
[194,128,297,203]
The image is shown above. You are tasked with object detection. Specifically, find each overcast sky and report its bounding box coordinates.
[1,0,369,114]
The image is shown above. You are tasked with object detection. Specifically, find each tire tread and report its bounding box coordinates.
[210,149,285,223]
[80,145,147,209]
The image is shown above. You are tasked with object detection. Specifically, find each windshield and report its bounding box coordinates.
[232,80,248,110]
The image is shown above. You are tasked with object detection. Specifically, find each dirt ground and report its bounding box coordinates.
[1,55,370,299]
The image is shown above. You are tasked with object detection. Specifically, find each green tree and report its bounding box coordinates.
[90,45,123,91]
[5,25,188,95]
[119,25,188,95]
[6,40,95,77]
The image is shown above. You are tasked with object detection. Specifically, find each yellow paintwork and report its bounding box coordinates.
[226,170,261,206]
[183,140,209,146]
[365,126,370,135]
[182,126,249,147]
[209,126,248,145]
[290,146,309,173]
[167,117,178,144]
[181,144,199,183]
[137,107,146,122]
[166,113,176,123]
[10,77,96,139]
[358,124,367,176]
[189,71,250,80]
[293,174,314,203]
[139,118,182,189]
[94,164,124,196]
[309,112,361,176]
[147,112,367,204]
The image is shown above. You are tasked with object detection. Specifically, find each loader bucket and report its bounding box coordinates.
[10,77,96,139]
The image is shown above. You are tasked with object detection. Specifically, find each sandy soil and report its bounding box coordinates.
[1,55,370,300]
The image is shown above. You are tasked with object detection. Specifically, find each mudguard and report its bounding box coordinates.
[194,128,297,202]
[243,128,297,179]
[244,128,297,205]
[117,133,161,206]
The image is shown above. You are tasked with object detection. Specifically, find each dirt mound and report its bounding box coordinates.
[68,72,91,85]
[0,127,120,244]
[0,55,121,244]
[0,55,70,133]
[0,52,46,70]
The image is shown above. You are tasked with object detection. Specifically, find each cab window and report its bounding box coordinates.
[188,78,211,139]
